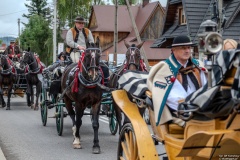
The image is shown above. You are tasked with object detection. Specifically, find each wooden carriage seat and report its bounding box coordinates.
[145,90,184,139]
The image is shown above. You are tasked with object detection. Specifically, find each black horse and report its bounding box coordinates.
[108,40,147,132]
[0,55,17,110]
[61,37,102,153]
[20,52,43,110]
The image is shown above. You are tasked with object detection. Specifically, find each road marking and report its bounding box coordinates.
[84,110,109,124]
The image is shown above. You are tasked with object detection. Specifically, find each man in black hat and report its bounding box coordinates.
[147,35,207,126]
[65,16,94,63]
[5,40,22,61]
[46,52,67,72]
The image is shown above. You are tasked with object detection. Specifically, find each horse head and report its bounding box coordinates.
[0,54,11,70]
[124,40,144,71]
[81,37,101,81]
[20,51,35,69]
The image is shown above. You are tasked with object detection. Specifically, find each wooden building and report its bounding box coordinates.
[88,0,171,66]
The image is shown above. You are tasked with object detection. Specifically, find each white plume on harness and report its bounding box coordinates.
[53,66,65,77]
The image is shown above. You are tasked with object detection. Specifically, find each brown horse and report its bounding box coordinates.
[108,40,147,133]
[61,37,102,153]
[0,55,17,110]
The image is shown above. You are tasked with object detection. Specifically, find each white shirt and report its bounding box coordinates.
[166,61,207,111]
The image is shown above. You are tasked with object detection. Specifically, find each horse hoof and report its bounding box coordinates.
[31,104,34,109]
[73,144,82,149]
[34,107,39,111]
[2,104,6,108]
[92,146,101,154]
[6,107,10,110]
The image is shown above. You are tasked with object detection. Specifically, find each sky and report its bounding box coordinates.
[0,0,167,38]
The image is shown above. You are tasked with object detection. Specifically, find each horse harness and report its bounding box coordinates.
[68,48,102,92]
[123,47,147,72]
[22,53,40,74]
[0,55,16,75]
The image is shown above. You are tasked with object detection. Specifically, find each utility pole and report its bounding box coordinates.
[113,0,118,66]
[18,18,21,48]
[53,0,57,62]
[125,0,150,71]
[218,0,223,33]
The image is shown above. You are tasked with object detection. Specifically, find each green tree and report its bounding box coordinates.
[57,0,105,28]
[0,39,2,45]
[20,15,52,65]
[23,0,51,22]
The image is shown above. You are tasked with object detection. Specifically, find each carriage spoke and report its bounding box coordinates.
[121,141,130,160]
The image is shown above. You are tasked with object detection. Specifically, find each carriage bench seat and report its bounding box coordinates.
[168,124,184,134]
[145,90,184,139]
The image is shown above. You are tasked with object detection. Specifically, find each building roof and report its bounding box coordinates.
[222,0,240,40]
[152,0,240,48]
[89,5,139,32]
[102,38,171,60]
[89,2,170,61]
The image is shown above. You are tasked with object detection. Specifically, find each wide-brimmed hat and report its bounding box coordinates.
[10,40,15,43]
[74,16,86,23]
[168,35,196,48]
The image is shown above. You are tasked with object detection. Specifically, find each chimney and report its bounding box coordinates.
[143,0,149,7]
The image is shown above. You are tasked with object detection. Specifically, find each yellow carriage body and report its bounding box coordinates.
[112,89,240,160]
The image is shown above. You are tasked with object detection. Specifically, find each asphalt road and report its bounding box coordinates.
[0,95,166,160]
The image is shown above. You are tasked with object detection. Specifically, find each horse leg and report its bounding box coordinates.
[91,102,101,154]
[63,96,78,148]
[6,84,13,110]
[30,85,34,109]
[72,102,84,149]
[0,86,6,108]
[26,84,31,107]
[34,81,41,110]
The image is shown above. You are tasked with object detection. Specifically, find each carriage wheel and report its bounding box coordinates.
[108,103,118,135]
[117,123,138,160]
[56,105,64,136]
[40,88,48,126]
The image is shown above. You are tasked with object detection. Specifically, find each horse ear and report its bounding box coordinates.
[137,41,144,49]
[95,37,100,48]
[124,40,130,49]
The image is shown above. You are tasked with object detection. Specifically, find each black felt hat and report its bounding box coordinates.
[10,40,15,43]
[58,52,66,59]
[169,35,196,48]
[74,16,86,23]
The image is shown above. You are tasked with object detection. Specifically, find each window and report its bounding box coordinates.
[179,8,186,25]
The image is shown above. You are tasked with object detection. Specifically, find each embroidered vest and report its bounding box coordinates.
[66,27,89,54]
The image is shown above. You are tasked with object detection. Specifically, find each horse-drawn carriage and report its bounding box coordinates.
[39,59,119,136]
[0,54,28,109]
[111,48,240,159]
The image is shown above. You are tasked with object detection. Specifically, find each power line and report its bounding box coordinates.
[0,9,28,17]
